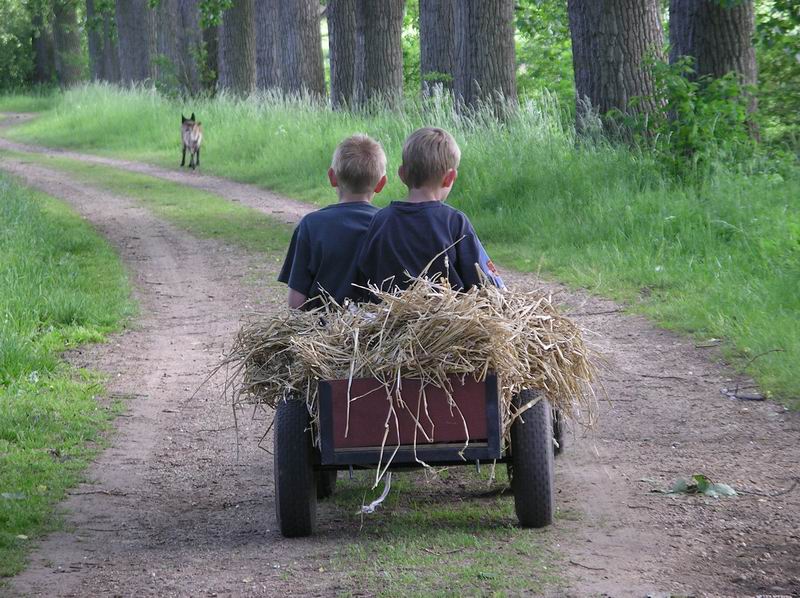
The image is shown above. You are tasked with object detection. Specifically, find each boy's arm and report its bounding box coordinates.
[455,218,504,290]
[277,222,314,308]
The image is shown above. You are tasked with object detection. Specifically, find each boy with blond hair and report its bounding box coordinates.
[357,127,502,293]
[279,134,387,309]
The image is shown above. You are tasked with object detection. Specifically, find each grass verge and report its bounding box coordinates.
[0,174,134,577]
[2,84,799,405]
[329,470,562,597]
[0,150,292,260]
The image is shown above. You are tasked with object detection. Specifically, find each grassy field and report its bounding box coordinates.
[0,174,134,577]
[1,84,798,405]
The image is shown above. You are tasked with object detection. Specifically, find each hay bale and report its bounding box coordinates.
[222,274,597,446]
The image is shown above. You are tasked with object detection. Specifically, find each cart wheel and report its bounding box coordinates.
[274,398,317,537]
[316,470,337,499]
[510,390,554,528]
[553,408,565,456]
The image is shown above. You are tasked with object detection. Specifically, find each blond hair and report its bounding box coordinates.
[401,127,461,188]
[331,134,387,194]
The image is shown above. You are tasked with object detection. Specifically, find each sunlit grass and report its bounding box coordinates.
[0,175,134,577]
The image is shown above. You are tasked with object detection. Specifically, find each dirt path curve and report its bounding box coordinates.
[0,113,311,225]
[2,117,800,596]
[0,158,346,597]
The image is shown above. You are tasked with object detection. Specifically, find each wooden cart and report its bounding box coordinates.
[273,375,560,537]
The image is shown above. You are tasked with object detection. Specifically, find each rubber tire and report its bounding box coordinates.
[510,391,555,528]
[316,470,337,499]
[274,399,317,537]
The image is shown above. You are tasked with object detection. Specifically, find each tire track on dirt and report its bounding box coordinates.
[0,158,346,597]
[2,122,800,595]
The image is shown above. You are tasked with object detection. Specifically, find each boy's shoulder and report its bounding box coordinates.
[300,201,379,228]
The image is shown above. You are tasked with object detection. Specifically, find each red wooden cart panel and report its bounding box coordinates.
[325,376,490,449]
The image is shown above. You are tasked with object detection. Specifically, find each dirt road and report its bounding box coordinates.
[1,123,798,597]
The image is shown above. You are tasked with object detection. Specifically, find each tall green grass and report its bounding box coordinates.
[0,174,134,576]
[4,83,799,404]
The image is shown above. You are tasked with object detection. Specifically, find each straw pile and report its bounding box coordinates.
[223,274,597,447]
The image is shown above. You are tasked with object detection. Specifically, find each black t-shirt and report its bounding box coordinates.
[278,201,379,308]
[357,200,485,292]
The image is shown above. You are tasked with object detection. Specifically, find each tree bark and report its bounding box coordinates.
[116,0,157,85]
[86,0,103,80]
[568,0,664,123]
[328,0,356,108]
[218,0,257,95]
[669,0,757,86]
[202,25,219,91]
[419,0,455,94]
[53,0,84,87]
[255,0,281,90]
[454,0,516,111]
[31,11,56,85]
[101,1,121,83]
[356,0,405,108]
[156,0,181,87]
[177,0,203,93]
[279,0,325,97]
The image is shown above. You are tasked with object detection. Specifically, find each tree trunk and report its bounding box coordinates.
[255,0,281,90]
[53,0,84,87]
[454,0,516,111]
[279,0,325,97]
[156,0,181,88]
[177,0,203,93]
[568,0,663,124]
[218,0,256,94]
[31,12,56,85]
[328,0,356,108]
[86,0,103,80]
[357,0,405,109]
[202,25,219,91]
[419,0,455,94]
[116,0,157,85]
[669,0,757,86]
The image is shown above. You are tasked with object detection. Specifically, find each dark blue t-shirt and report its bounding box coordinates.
[357,200,498,293]
[278,201,379,308]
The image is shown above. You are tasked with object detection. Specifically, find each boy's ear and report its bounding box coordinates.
[442,168,458,188]
[181,114,187,123]
[327,167,338,188]
[373,174,388,194]
[397,164,408,186]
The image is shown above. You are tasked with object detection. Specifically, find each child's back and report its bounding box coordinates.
[279,135,387,308]
[358,127,502,293]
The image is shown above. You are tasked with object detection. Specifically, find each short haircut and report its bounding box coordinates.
[331,134,387,194]
[401,127,461,188]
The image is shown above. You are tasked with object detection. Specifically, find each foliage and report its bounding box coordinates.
[621,57,756,177]
[755,0,800,148]
[0,1,35,89]
[514,0,575,105]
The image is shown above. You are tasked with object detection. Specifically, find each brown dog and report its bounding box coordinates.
[180,113,203,169]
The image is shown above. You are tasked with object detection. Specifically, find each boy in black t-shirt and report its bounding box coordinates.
[357,127,503,293]
[278,135,387,309]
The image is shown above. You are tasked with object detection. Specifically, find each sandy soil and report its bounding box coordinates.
[1,121,798,597]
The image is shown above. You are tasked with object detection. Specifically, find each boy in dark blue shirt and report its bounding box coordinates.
[357,127,503,293]
[278,135,387,309]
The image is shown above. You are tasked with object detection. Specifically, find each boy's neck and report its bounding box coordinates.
[337,191,373,204]
[405,187,443,203]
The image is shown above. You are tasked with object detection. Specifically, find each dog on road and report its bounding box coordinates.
[180,113,202,169]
